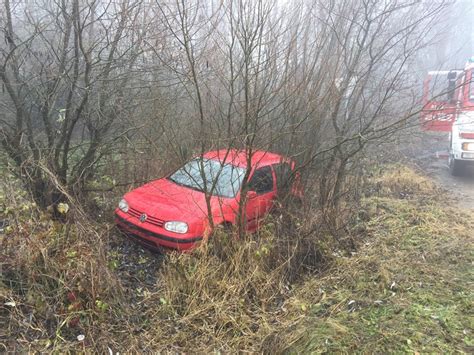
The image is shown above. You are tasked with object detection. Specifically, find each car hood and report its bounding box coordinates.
[124,178,223,223]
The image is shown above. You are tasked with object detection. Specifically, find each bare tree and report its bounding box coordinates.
[0,0,451,237]
[0,0,149,208]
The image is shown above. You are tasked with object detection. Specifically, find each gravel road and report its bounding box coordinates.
[424,158,474,209]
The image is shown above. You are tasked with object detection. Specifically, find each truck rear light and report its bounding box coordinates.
[461,152,474,159]
[459,132,474,139]
[462,143,474,151]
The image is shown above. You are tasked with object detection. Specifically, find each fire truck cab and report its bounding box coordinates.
[421,57,474,176]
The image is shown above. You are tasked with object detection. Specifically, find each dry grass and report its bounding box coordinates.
[0,170,124,352]
[132,218,332,353]
[1,164,472,352]
[372,164,442,199]
[291,166,474,353]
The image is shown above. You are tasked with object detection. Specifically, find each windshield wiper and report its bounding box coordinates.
[167,176,180,185]
[186,184,206,193]
[168,177,206,193]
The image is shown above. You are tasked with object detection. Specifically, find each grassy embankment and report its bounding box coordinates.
[0,164,472,352]
[293,167,473,353]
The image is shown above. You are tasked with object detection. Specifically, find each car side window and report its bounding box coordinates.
[248,166,274,194]
[273,163,293,191]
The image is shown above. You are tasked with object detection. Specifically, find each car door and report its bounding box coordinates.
[273,162,293,199]
[245,166,276,230]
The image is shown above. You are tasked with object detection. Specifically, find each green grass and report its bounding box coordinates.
[292,196,473,353]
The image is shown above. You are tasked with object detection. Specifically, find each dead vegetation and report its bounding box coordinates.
[0,173,123,351]
[0,0,471,351]
[1,164,472,352]
[372,164,442,199]
[292,168,473,353]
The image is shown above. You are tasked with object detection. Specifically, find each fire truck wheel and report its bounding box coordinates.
[449,157,465,176]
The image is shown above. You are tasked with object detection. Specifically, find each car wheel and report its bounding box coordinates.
[223,222,235,233]
[449,156,465,176]
[215,222,233,233]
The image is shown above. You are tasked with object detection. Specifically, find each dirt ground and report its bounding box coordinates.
[423,158,474,209]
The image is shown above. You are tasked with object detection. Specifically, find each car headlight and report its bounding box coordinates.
[118,199,129,213]
[164,221,188,234]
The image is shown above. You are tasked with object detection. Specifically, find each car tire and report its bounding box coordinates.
[222,222,233,232]
[449,156,465,176]
[215,222,233,233]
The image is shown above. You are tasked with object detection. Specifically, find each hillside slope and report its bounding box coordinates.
[1,166,473,352]
[293,166,473,353]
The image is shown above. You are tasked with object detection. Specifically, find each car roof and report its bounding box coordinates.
[202,149,288,168]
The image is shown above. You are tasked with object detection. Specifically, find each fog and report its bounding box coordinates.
[0,0,473,207]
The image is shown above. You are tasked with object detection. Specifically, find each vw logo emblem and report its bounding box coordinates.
[139,213,147,222]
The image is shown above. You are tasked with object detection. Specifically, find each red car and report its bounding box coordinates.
[115,149,301,251]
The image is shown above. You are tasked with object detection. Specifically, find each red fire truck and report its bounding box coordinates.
[421,57,474,175]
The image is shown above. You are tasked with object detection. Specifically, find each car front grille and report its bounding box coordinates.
[128,206,165,227]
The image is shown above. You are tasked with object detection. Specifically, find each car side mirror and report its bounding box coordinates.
[247,190,257,199]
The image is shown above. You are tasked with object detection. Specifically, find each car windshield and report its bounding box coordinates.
[168,158,246,198]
